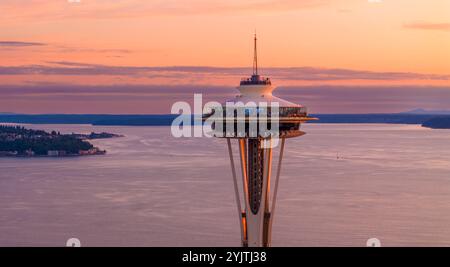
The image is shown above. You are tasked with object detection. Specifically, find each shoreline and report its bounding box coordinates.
[0,150,106,158]
[0,125,120,159]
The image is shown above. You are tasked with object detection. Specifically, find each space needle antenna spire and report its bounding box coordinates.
[253,32,258,76]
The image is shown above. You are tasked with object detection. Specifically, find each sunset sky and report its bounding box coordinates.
[1,0,449,113]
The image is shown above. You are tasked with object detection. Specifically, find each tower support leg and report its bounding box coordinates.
[227,139,247,246]
[227,137,286,247]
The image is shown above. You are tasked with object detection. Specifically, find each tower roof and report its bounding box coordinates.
[240,33,271,86]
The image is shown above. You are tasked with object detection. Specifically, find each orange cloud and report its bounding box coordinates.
[0,0,331,21]
[404,22,450,32]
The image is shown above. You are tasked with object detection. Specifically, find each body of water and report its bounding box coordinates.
[1,124,450,246]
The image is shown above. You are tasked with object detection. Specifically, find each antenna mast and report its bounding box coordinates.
[253,33,258,75]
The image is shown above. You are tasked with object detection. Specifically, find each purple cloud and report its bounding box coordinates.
[1,84,450,114]
[0,41,46,47]
[0,62,448,81]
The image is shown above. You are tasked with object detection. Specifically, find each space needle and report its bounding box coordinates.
[203,34,316,247]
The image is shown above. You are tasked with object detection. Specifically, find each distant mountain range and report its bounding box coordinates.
[401,108,450,115]
[0,112,449,129]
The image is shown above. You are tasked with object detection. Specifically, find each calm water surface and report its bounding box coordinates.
[1,124,450,246]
